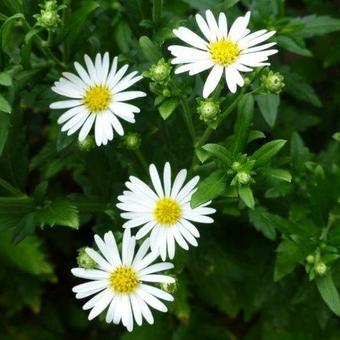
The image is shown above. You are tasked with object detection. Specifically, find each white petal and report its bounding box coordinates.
[71,268,109,280]
[72,280,107,293]
[88,289,113,321]
[176,176,199,202]
[149,164,164,197]
[104,231,122,266]
[74,61,92,85]
[180,219,200,238]
[114,91,146,102]
[239,30,276,49]
[137,295,154,324]
[163,162,171,197]
[57,105,86,124]
[228,12,251,42]
[179,225,198,246]
[218,13,228,39]
[225,67,238,93]
[171,169,187,198]
[167,230,175,259]
[132,238,151,265]
[140,274,175,284]
[137,288,167,312]
[78,113,95,141]
[173,27,208,50]
[187,59,215,76]
[205,10,219,42]
[140,284,173,302]
[173,227,189,250]
[86,248,113,272]
[138,262,174,276]
[130,294,143,326]
[168,45,209,60]
[105,296,118,323]
[135,221,157,240]
[50,100,82,109]
[203,65,223,98]
[195,13,214,42]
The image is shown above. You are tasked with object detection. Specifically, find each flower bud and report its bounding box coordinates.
[77,247,96,269]
[34,0,61,31]
[147,58,172,83]
[236,171,251,185]
[306,254,315,264]
[231,161,241,172]
[315,262,327,275]
[261,70,285,94]
[197,98,220,123]
[123,132,141,150]
[161,278,177,293]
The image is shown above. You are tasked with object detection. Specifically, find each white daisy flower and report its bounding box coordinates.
[71,229,174,332]
[117,162,216,261]
[50,52,146,146]
[168,10,278,97]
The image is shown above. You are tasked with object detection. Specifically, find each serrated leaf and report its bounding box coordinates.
[0,229,54,276]
[139,36,161,63]
[256,94,280,127]
[36,199,79,229]
[251,140,286,168]
[316,273,340,316]
[202,143,233,166]
[238,185,255,209]
[158,98,178,120]
[191,170,226,208]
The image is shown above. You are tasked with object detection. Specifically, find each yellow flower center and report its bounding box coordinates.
[209,39,240,66]
[83,84,111,112]
[109,266,139,294]
[154,197,182,225]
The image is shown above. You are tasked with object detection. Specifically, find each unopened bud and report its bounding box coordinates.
[78,135,95,151]
[236,171,251,185]
[77,247,96,269]
[261,70,285,94]
[315,262,327,275]
[146,58,172,83]
[161,278,177,293]
[197,98,220,123]
[123,132,141,150]
[306,254,315,264]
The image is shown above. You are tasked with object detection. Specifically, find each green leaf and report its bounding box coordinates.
[191,170,226,208]
[139,36,161,63]
[277,35,313,57]
[316,273,340,316]
[232,94,254,155]
[256,94,280,127]
[202,143,233,166]
[249,207,277,240]
[0,93,11,113]
[0,112,10,155]
[274,238,305,281]
[260,168,292,182]
[290,15,340,38]
[283,70,322,107]
[60,1,99,49]
[158,98,178,120]
[0,229,54,276]
[36,199,79,229]
[290,132,310,168]
[248,130,266,143]
[238,185,255,209]
[251,140,287,168]
[114,21,133,54]
[0,71,12,87]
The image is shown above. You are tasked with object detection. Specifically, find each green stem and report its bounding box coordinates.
[0,177,25,197]
[152,0,163,24]
[134,149,149,174]
[320,216,335,241]
[180,96,196,144]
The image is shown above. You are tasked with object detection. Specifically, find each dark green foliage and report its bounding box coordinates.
[0,0,340,339]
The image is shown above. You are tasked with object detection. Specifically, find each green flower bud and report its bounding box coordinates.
[197,98,220,123]
[244,77,251,87]
[44,0,58,10]
[161,279,177,294]
[35,0,61,31]
[306,254,315,264]
[147,58,172,83]
[124,132,141,150]
[77,135,95,151]
[261,70,285,94]
[162,88,171,97]
[315,262,327,276]
[236,171,251,185]
[77,247,96,269]
[231,161,241,172]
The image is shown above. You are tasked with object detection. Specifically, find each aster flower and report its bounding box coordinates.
[50,52,146,146]
[117,162,215,260]
[71,229,174,332]
[168,11,278,97]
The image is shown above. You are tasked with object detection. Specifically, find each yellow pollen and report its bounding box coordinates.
[209,39,240,66]
[83,84,111,112]
[154,198,182,226]
[109,266,139,294]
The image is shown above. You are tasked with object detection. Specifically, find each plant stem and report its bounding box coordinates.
[134,149,149,174]
[152,0,163,24]
[320,215,335,241]
[0,177,25,197]
[180,96,196,144]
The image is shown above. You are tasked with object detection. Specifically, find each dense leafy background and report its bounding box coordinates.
[0,0,340,339]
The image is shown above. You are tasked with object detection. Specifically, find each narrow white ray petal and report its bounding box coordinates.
[106,56,118,84]
[122,229,132,265]
[86,248,113,272]
[140,274,175,284]
[228,11,251,42]
[130,294,143,326]
[235,63,253,72]
[52,85,82,99]
[140,284,174,301]
[176,176,199,202]
[173,226,189,250]
[71,268,109,280]
[50,100,82,109]
[168,45,209,60]
[137,294,154,324]
[104,231,122,266]
[180,219,200,238]
[134,252,158,271]
[121,295,133,331]
[94,234,118,267]
[225,67,237,93]
[184,212,214,223]
[157,229,167,261]
[195,13,214,41]
[72,280,107,293]
[108,64,129,89]
[205,10,219,42]
[107,111,125,136]
[138,262,174,276]
[113,295,123,324]
[94,53,102,82]
[105,296,118,323]
[88,289,113,321]
[218,12,228,39]
[171,169,187,198]
[61,111,88,132]
[76,287,106,299]
[94,113,103,146]
[113,91,146,102]
[123,216,153,229]
[239,30,276,49]
[179,225,198,246]
[132,238,151,265]
[135,221,157,240]
[74,61,92,85]
[241,42,277,54]
[167,230,175,259]
[149,164,164,197]
[101,52,110,83]
[84,54,98,83]
[137,288,167,312]
[173,27,208,50]
[57,105,86,124]
[203,65,224,98]
[163,162,171,197]
[78,113,95,141]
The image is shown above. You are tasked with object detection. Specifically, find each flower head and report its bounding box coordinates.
[50,53,146,146]
[168,11,277,97]
[117,162,215,260]
[71,229,174,331]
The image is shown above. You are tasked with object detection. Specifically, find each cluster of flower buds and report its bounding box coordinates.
[34,0,65,31]
[228,156,256,186]
[260,68,285,94]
